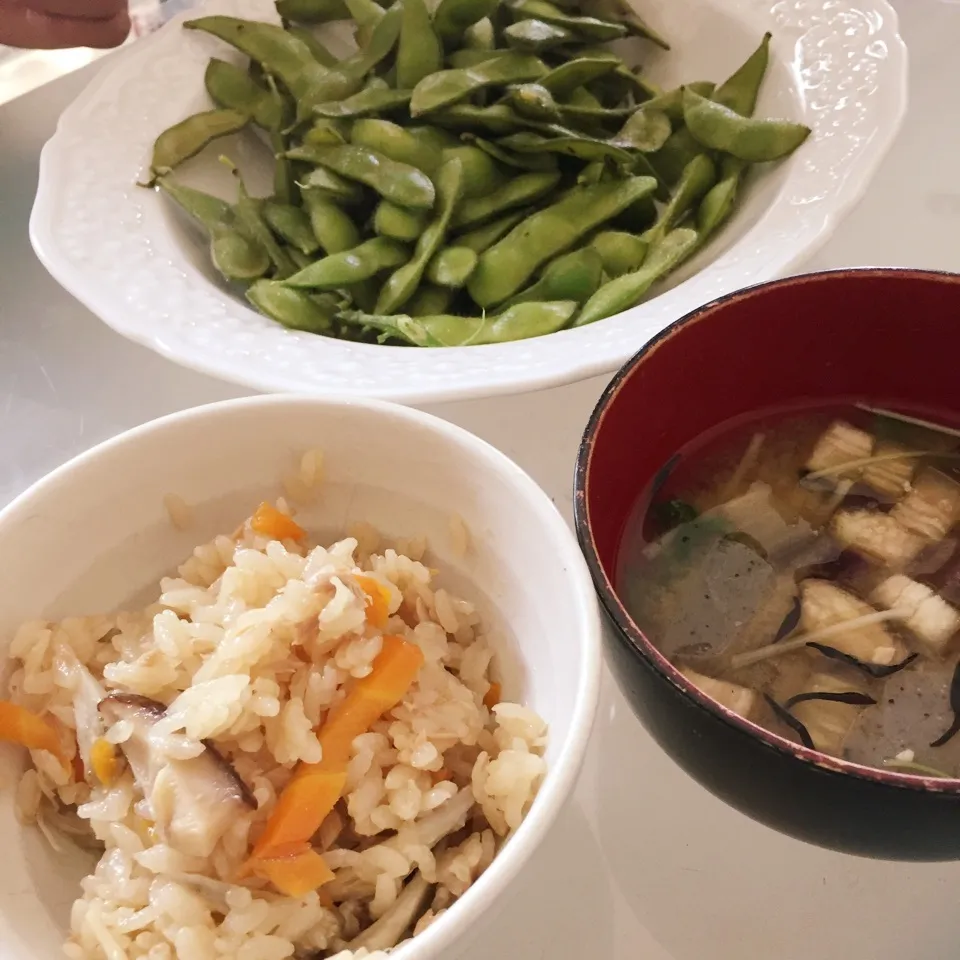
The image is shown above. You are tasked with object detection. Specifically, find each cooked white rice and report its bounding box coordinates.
[5,489,546,960]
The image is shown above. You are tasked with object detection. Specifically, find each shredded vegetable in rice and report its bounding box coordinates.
[1,489,546,960]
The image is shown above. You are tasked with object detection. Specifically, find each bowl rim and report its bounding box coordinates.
[573,266,960,796]
[0,393,603,960]
[28,0,909,403]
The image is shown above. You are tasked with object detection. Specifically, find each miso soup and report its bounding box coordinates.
[617,403,960,778]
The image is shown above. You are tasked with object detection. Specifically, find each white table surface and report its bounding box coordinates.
[3,1,960,956]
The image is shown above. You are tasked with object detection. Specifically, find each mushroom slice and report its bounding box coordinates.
[862,441,916,500]
[678,667,758,720]
[346,872,433,952]
[799,580,909,665]
[98,694,255,858]
[871,575,960,657]
[891,468,960,542]
[830,509,927,568]
[805,421,873,481]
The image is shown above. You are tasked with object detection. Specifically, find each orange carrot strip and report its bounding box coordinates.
[254,846,335,897]
[0,701,65,762]
[252,635,424,862]
[250,502,306,541]
[483,682,502,709]
[91,738,119,786]
[354,575,390,630]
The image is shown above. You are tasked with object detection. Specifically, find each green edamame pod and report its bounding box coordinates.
[538,56,618,98]
[467,175,656,306]
[441,145,506,198]
[375,155,464,314]
[592,0,669,48]
[504,19,575,51]
[148,108,249,181]
[345,0,385,46]
[287,247,314,271]
[648,126,705,186]
[464,134,558,172]
[204,59,286,130]
[429,103,527,135]
[410,53,547,115]
[643,153,716,248]
[397,0,443,88]
[303,118,350,145]
[301,189,362,253]
[284,236,408,288]
[285,25,339,66]
[156,177,232,234]
[432,0,499,48]
[426,246,478,287]
[696,157,745,242]
[276,0,350,22]
[373,200,430,240]
[613,108,672,153]
[683,89,810,162]
[451,170,560,229]
[504,83,562,122]
[297,166,366,204]
[349,118,444,175]
[247,279,335,332]
[406,284,455,316]
[576,227,698,326]
[496,130,633,166]
[454,209,526,252]
[590,231,648,277]
[713,32,771,116]
[509,0,628,42]
[501,246,603,307]
[232,184,298,280]
[405,125,460,150]
[210,229,271,282]
[184,18,327,100]
[312,87,413,118]
[447,48,502,68]
[287,143,436,209]
[638,82,714,123]
[263,201,320,255]
[339,300,576,345]
[462,15,495,49]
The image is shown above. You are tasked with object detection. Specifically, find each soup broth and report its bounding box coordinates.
[617,402,960,778]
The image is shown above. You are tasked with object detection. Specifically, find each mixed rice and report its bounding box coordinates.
[2,464,546,960]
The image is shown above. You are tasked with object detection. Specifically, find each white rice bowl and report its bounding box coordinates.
[0,397,601,960]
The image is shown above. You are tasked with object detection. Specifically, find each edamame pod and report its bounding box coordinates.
[276,0,350,22]
[426,246,478,287]
[148,108,249,181]
[263,200,321,255]
[683,89,810,162]
[204,59,286,130]
[410,53,547,115]
[247,279,336,332]
[210,230,271,282]
[713,32,771,116]
[284,236,408,288]
[453,209,526,252]
[397,0,443,87]
[287,143,436,209]
[441,144,506,198]
[297,166,366,205]
[349,118,444,175]
[451,170,560,229]
[312,87,413,118]
[339,300,577,345]
[375,156,464,313]
[374,200,431,240]
[302,190,362,253]
[590,231,648,277]
[576,226,698,325]
[501,246,603,306]
[504,19,575,51]
[433,0,499,47]
[643,153,716,248]
[468,175,656,306]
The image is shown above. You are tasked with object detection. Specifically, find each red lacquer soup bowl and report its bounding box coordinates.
[574,268,960,860]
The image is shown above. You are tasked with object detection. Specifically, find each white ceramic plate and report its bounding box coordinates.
[30,0,907,404]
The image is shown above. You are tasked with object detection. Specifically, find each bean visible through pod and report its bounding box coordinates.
[468,175,656,306]
[453,209,526,252]
[509,0,628,42]
[375,155,464,313]
[410,52,547,115]
[504,19,575,51]
[204,59,285,130]
[426,246,478,287]
[147,108,248,182]
[590,230,648,277]
[349,118,444,175]
[374,200,430,240]
[406,284,454,316]
[397,0,443,87]
[247,279,336,332]
[339,300,577,345]
[287,143,436,209]
[441,144,506,198]
[284,236,409,289]
[262,201,321,255]
[501,246,603,306]
[683,89,810,162]
[451,170,560,229]
[301,189,362,253]
[576,226,698,325]
[297,165,366,205]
